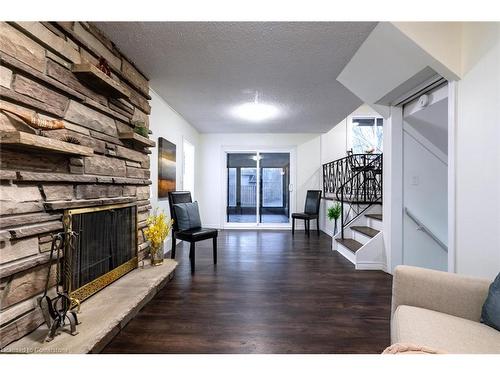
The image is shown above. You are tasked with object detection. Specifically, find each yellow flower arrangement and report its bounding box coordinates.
[144,210,174,264]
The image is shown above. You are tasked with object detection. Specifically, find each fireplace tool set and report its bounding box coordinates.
[38,231,81,342]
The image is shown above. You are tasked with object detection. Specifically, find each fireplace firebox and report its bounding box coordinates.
[62,203,138,305]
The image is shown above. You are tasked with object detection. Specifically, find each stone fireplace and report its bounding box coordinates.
[0,22,155,349]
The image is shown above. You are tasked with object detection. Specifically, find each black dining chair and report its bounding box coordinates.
[292,190,322,236]
[168,191,218,273]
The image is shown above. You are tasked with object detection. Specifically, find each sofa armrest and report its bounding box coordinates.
[392,265,491,322]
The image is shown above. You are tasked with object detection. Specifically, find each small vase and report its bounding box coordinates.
[150,243,164,266]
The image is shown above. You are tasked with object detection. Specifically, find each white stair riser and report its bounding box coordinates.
[352,230,373,245]
[367,218,383,231]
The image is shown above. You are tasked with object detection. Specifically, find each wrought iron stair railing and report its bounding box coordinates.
[322,153,383,239]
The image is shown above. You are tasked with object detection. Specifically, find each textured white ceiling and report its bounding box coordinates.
[96,22,376,133]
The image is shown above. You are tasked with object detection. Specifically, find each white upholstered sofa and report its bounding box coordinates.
[391,265,500,354]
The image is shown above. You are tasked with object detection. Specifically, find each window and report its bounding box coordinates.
[182,139,195,196]
[262,168,284,207]
[240,167,257,207]
[351,117,383,154]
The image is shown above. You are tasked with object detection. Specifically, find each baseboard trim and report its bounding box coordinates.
[355,261,387,271]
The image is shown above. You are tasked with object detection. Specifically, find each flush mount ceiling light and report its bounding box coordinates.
[231,91,280,122]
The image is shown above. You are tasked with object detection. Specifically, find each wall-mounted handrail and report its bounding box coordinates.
[404,207,448,252]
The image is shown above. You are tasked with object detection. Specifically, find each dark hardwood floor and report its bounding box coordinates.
[103,230,393,354]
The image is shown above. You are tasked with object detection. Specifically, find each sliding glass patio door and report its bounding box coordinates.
[226,151,291,226]
[227,153,258,223]
[259,153,290,223]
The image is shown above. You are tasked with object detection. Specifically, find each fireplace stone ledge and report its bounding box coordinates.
[1,259,177,354]
[43,196,138,210]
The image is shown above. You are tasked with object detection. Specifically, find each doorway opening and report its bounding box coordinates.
[402,83,449,271]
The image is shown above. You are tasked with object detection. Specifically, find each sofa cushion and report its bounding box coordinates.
[392,305,500,354]
[173,201,201,231]
[481,272,500,331]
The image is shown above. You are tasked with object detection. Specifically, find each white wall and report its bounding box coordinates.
[319,119,347,236]
[196,133,321,228]
[149,89,200,249]
[383,107,403,272]
[455,23,500,279]
[393,22,462,78]
[319,103,380,164]
[320,117,348,166]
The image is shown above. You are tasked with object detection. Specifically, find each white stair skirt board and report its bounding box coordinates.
[355,261,387,271]
[355,232,387,271]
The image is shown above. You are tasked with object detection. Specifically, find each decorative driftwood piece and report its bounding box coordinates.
[0,105,65,130]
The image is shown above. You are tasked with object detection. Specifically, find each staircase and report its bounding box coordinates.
[323,154,386,270]
[333,209,386,270]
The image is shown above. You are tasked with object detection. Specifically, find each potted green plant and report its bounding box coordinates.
[327,202,342,236]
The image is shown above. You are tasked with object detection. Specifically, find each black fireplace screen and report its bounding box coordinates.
[66,204,137,302]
